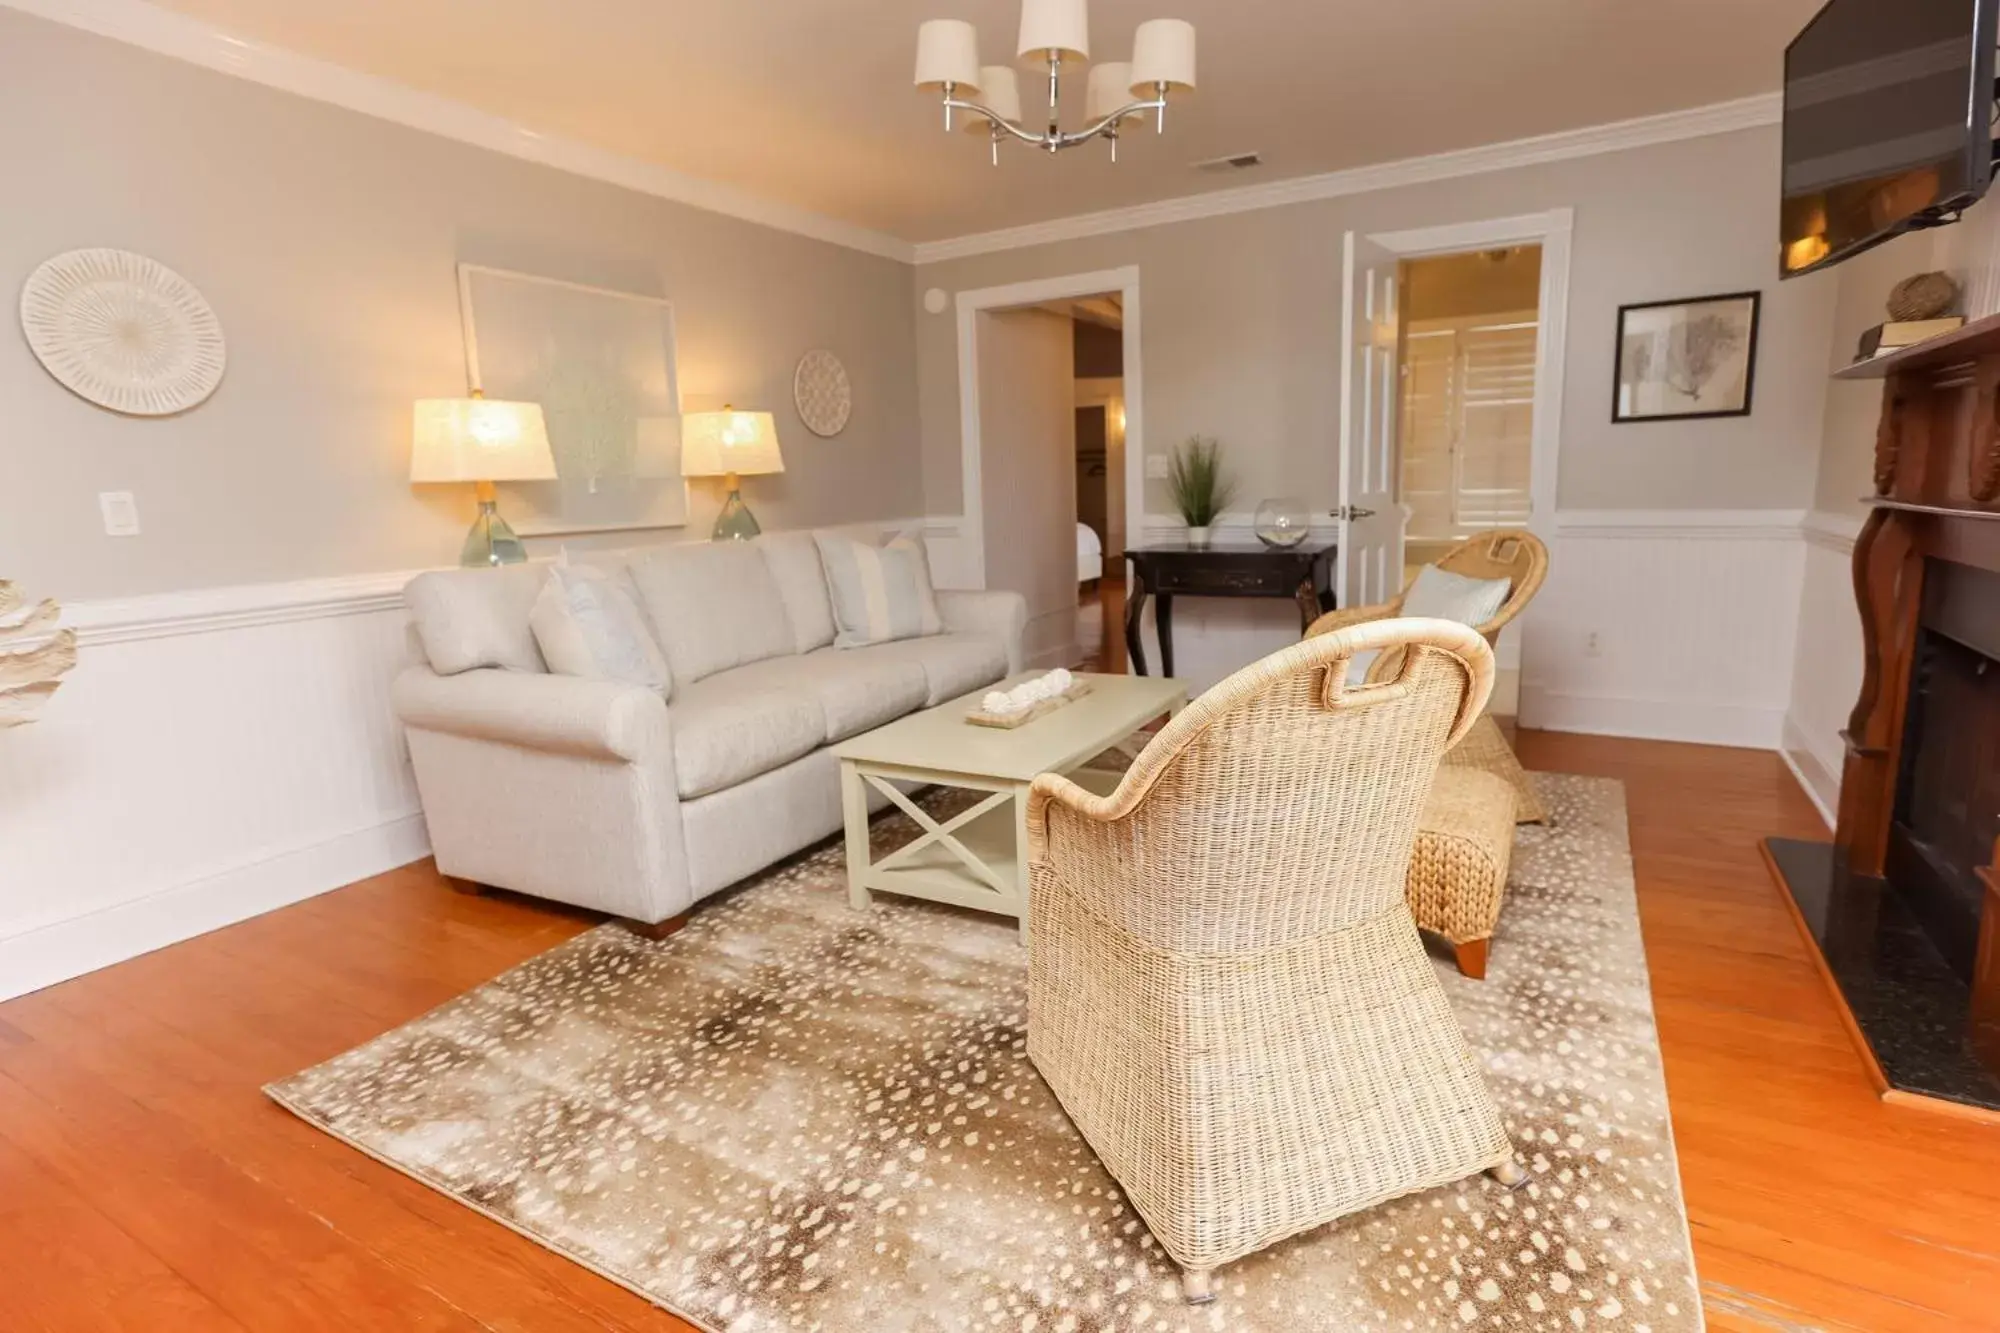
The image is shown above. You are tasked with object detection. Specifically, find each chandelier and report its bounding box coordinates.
[915,0,1196,163]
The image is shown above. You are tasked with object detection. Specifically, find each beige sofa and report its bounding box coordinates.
[393,531,1026,928]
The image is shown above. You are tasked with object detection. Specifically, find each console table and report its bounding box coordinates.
[1123,538,1337,677]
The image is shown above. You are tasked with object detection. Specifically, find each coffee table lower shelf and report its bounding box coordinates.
[840,762,1121,943]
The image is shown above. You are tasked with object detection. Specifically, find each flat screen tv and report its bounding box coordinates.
[1781,0,1998,278]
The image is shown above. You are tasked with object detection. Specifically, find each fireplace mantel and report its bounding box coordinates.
[1766,320,2000,1118]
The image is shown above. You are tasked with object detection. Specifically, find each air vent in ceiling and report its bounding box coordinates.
[1192,151,1263,173]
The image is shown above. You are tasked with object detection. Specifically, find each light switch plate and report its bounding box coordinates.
[1144,453,1171,480]
[99,491,140,537]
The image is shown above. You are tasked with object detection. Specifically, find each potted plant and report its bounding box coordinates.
[1167,437,1236,548]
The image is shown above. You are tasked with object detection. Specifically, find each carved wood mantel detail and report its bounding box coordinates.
[1873,390,1905,494]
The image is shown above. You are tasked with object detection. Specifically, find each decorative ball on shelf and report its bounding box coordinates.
[1253,497,1312,548]
[1887,271,1960,322]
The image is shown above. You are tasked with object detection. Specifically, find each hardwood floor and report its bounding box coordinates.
[1,732,1995,1331]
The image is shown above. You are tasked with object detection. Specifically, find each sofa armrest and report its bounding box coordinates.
[936,589,1029,674]
[392,667,670,763]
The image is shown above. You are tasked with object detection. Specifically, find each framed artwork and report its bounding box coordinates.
[457,264,686,535]
[1611,291,1761,423]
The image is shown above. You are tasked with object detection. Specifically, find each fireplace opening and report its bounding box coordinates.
[1888,559,2000,982]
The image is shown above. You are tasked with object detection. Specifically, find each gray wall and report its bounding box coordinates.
[978,309,1077,664]
[0,10,921,601]
[916,126,1840,522]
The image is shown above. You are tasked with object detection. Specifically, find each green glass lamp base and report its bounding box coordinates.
[461,500,529,567]
[712,488,763,542]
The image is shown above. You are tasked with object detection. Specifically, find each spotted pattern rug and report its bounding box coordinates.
[268,774,1701,1332]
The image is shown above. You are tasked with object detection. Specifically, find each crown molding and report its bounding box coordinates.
[912,93,1781,264]
[1,0,917,263]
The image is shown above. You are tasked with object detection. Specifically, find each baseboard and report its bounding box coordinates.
[1521,686,1785,750]
[0,812,430,1002]
[1779,716,1841,830]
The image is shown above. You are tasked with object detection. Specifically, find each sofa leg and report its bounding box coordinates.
[622,913,689,942]
[446,879,492,897]
[1180,1269,1216,1305]
[1453,938,1490,979]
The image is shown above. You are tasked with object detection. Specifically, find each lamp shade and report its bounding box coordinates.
[914,19,982,91]
[1086,61,1139,123]
[681,409,784,478]
[964,65,1023,130]
[410,398,557,483]
[1017,0,1088,64]
[1130,19,1196,93]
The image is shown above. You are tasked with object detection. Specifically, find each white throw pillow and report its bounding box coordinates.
[1401,564,1513,627]
[815,530,944,649]
[529,564,673,698]
[1345,564,1512,685]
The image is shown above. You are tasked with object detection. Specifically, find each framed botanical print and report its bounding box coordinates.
[457,264,687,535]
[1612,291,1761,423]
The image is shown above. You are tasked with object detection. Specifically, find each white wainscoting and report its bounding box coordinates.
[1781,511,1865,828]
[0,572,428,1001]
[1518,510,1811,749]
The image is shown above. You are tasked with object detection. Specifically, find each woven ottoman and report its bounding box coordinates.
[1408,767,1517,979]
[1440,715,1546,823]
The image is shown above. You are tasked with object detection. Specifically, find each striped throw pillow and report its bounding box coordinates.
[814,531,944,649]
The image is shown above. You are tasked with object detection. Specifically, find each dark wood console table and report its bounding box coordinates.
[1123,538,1337,677]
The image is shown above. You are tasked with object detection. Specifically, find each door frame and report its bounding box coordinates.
[1363,209,1572,555]
[954,266,1144,590]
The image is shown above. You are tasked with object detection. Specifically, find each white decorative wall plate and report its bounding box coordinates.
[793,349,852,438]
[20,248,226,416]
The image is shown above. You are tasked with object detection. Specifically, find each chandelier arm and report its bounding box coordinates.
[942,97,1053,147]
[1049,98,1169,149]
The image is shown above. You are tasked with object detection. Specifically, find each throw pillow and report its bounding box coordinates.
[1345,564,1512,686]
[815,530,944,649]
[529,564,673,698]
[1401,564,1513,627]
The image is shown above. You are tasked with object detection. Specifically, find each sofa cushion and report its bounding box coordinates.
[632,542,794,686]
[815,531,943,649]
[761,532,837,654]
[800,646,931,740]
[668,662,827,799]
[404,564,548,676]
[860,632,1010,705]
[528,564,672,699]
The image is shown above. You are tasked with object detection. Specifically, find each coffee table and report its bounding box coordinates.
[834,672,1186,941]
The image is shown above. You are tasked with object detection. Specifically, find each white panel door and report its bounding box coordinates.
[1337,231,1404,610]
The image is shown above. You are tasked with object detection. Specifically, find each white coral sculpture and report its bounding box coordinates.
[0,580,76,728]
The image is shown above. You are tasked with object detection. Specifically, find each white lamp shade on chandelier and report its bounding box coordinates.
[966,66,1024,130]
[914,20,982,92]
[1017,0,1090,63]
[1130,18,1196,93]
[409,398,557,483]
[680,410,785,479]
[915,0,1194,159]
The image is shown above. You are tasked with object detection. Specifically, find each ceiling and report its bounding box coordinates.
[147,0,1822,244]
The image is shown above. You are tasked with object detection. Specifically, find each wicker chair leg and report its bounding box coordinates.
[1181,1269,1217,1304]
[1489,1157,1528,1190]
[1453,938,1490,979]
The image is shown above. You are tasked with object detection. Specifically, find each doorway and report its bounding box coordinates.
[956,269,1144,674]
[1350,211,1571,723]
[1399,245,1542,712]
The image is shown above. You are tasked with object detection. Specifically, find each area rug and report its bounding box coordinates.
[269,774,1702,1332]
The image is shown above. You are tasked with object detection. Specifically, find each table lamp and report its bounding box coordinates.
[681,408,785,541]
[410,395,557,567]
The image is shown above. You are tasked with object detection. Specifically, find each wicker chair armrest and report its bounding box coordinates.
[1304,599,1403,639]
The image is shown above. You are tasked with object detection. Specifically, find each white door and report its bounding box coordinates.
[1337,231,1404,611]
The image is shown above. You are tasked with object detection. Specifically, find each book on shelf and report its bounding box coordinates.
[1859,317,1967,359]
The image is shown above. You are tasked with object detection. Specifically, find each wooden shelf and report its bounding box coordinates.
[1833,310,2000,380]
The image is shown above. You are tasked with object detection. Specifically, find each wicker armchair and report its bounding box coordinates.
[1024,619,1522,1302]
[1305,528,1549,665]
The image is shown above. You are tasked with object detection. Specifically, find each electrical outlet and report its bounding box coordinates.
[99,491,140,537]
[1584,631,1602,658]
[1144,453,1171,480]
